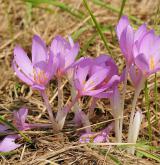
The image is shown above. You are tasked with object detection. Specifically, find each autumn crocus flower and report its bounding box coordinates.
[13,35,58,130]
[116,16,147,66]
[133,30,160,76]
[51,35,79,116]
[0,108,53,152]
[51,35,79,77]
[56,56,120,130]
[92,55,120,98]
[13,35,56,91]
[74,57,119,97]
[127,30,160,152]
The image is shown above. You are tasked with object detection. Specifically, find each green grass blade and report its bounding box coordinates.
[93,0,143,24]
[144,81,152,142]
[137,149,160,162]
[108,154,123,165]
[0,115,32,144]
[25,0,84,19]
[82,0,111,54]
[118,0,127,20]
[72,26,89,41]
[154,73,158,126]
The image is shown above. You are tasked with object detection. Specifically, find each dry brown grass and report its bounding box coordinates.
[0,0,160,164]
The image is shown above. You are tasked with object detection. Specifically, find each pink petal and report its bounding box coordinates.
[84,69,109,91]
[84,88,108,96]
[120,25,134,65]
[134,24,147,42]
[116,16,130,40]
[0,135,21,152]
[64,43,79,70]
[45,50,56,79]
[134,53,149,75]
[32,35,48,65]
[129,64,143,87]
[13,108,28,131]
[12,60,34,86]
[51,36,67,56]
[139,30,155,59]
[14,46,33,77]
[74,65,90,87]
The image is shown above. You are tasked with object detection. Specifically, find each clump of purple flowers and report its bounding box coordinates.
[1,15,159,154]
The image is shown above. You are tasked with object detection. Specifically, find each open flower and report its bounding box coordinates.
[13,35,56,91]
[133,30,160,76]
[116,16,147,65]
[51,35,79,77]
[74,56,120,98]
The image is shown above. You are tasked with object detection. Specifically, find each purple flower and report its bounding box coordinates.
[0,135,21,152]
[0,108,52,152]
[51,35,79,77]
[79,123,113,143]
[116,16,147,65]
[74,56,120,97]
[133,30,160,76]
[13,107,52,131]
[13,108,32,131]
[13,35,56,91]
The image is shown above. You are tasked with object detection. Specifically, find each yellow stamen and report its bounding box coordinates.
[33,69,48,84]
[149,57,155,70]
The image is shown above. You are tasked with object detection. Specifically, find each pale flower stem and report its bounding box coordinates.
[57,76,63,112]
[128,111,143,154]
[56,94,80,130]
[41,90,59,131]
[114,118,120,142]
[118,65,129,142]
[145,80,152,141]
[70,79,79,112]
[127,77,145,146]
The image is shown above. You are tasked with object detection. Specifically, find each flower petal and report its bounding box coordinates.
[51,35,68,56]
[139,30,155,59]
[12,60,34,86]
[134,24,147,42]
[116,15,130,40]
[64,43,79,71]
[120,25,134,64]
[13,108,28,131]
[14,46,33,77]
[0,135,21,152]
[134,53,149,75]
[84,68,109,91]
[129,64,143,87]
[32,35,48,65]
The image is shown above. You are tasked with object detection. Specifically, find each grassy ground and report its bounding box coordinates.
[0,0,160,164]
